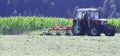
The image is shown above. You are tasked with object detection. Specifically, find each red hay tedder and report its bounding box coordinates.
[47,18,72,35]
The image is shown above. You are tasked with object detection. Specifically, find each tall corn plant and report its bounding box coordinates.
[108,18,120,32]
[0,17,72,34]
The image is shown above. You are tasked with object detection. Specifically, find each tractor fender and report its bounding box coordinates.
[103,24,116,31]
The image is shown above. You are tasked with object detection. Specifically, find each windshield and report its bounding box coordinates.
[90,12,99,19]
[77,12,82,19]
[77,12,86,19]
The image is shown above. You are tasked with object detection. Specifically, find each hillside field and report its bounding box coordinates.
[0,34,120,56]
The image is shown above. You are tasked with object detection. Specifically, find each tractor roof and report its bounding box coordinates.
[77,8,98,12]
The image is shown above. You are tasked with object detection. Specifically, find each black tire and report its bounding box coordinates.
[46,32,52,35]
[56,32,61,36]
[72,23,83,35]
[65,30,71,36]
[87,26,100,36]
[104,25,116,36]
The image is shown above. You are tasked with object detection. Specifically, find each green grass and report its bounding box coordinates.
[0,17,119,34]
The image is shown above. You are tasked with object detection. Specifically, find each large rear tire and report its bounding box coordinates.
[72,23,83,35]
[87,26,100,36]
[104,25,115,36]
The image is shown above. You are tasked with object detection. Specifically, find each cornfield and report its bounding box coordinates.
[0,17,119,34]
[0,17,72,34]
[108,18,120,32]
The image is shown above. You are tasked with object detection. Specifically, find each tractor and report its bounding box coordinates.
[72,8,116,36]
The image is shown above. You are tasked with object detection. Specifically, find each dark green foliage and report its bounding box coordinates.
[1,0,120,18]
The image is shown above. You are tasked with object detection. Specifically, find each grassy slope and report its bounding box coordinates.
[0,34,120,56]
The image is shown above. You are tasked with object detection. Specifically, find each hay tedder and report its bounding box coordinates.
[45,18,72,35]
[44,8,116,36]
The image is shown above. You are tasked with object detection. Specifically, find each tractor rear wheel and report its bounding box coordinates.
[88,26,100,36]
[72,23,83,35]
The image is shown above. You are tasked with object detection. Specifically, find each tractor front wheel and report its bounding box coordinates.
[104,25,115,36]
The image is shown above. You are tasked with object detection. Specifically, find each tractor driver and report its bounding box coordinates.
[84,13,88,21]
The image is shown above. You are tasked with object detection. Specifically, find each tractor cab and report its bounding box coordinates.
[76,8,108,25]
[76,8,99,20]
[72,8,115,36]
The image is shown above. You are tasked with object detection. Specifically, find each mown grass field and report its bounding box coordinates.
[0,34,120,56]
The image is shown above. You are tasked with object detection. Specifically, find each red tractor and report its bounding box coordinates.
[72,8,116,36]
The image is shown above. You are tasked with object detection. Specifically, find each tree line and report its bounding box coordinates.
[0,0,120,18]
